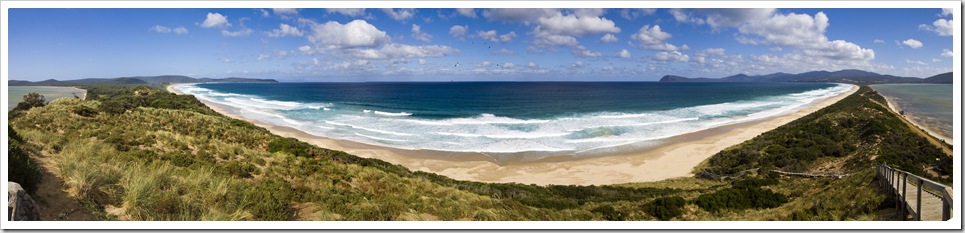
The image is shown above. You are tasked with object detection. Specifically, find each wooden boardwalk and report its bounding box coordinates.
[878,163,953,221]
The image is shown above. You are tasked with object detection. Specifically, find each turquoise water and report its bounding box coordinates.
[176,82,851,159]
[7,86,85,111]
[872,84,953,141]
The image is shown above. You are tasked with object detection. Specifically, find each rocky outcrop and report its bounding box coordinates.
[8,182,40,221]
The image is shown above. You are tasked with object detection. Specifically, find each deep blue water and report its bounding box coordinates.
[177,82,850,159]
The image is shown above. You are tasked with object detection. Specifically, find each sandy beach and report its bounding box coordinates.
[168,84,857,186]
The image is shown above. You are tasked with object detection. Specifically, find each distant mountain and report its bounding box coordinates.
[9,75,277,86]
[660,69,926,84]
[921,72,952,84]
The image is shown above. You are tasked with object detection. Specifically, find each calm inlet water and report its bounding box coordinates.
[871,84,953,141]
[7,86,86,111]
[176,82,850,160]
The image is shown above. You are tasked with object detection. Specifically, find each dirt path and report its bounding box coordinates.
[28,148,97,221]
[871,99,952,156]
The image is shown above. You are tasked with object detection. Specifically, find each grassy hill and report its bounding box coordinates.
[7,85,949,221]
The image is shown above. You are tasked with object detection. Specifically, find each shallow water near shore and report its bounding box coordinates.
[871,84,953,142]
[175,82,850,162]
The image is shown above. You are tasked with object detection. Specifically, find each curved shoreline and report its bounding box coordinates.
[168,83,857,185]
[876,93,952,144]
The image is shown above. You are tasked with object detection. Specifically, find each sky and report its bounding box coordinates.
[6,8,956,82]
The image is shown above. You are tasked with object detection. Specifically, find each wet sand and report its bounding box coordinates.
[878,94,953,144]
[168,84,857,185]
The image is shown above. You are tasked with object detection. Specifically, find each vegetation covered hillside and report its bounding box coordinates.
[7,85,949,221]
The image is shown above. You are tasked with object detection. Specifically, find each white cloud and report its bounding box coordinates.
[456,8,476,18]
[738,12,874,60]
[221,29,253,37]
[617,49,631,59]
[418,59,427,65]
[500,63,515,68]
[571,45,602,57]
[299,45,314,55]
[309,20,390,49]
[267,24,303,37]
[483,9,558,22]
[671,9,776,30]
[535,13,620,37]
[620,9,656,20]
[273,8,298,15]
[327,8,365,17]
[902,39,923,48]
[150,25,188,35]
[381,8,415,21]
[477,30,517,43]
[873,39,885,44]
[630,25,681,51]
[570,61,585,68]
[920,19,953,36]
[449,25,468,39]
[932,58,942,62]
[259,9,270,17]
[941,49,953,57]
[411,24,432,42]
[527,46,545,54]
[600,33,618,43]
[527,62,540,69]
[696,48,726,57]
[201,12,231,28]
[942,8,953,17]
[653,51,690,62]
[350,43,457,60]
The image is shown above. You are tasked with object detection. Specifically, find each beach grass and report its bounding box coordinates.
[7,84,948,221]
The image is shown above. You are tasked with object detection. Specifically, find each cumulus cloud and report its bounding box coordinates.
[571,45,602,57]
[738,12,874,60]
[309,20,390,48]
[941,49,953,57]
[349,43,457,60]
[150,25,188,35]
[630,25,682,51]
[670,9,775,30]
[617,49,631,59]
[411,24,432,42]
[535,13,620,36]
[902,39,923,48]
[449,25,468,39]
[920,19,953,36]
[620,8,656,20]
[326,8,365,17]
[527,62,541,69]
[381,8,415,21]
[477,30,516,43]
[570,61,585,68]
[653,51,690,62]
[570,8,605,17]
[200,12,231,28]
[267,24,303,37]
[906,59,927,65]
[942,8,953,16]
[456,8,476,18]
[299,45,314,55]
[600,33,618,43]
[873,39,885,44]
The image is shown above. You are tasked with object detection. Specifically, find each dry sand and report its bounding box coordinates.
[168,84,857,186]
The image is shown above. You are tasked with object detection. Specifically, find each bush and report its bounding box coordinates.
[642,196,686,220]
[13,92,45,111]
[245,177,294,220]
[590,205,626,221]
[8,130,43,195]
[694,185,788,212]
[72,105,98,117]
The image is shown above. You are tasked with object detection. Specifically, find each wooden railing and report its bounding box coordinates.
[877,163,953,221]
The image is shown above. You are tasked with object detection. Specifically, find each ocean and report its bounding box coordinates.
[175,82,851,160]
[871,84,953,142]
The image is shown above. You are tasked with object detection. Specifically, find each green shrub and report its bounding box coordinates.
[642,196,686,220]
[13,92,45,111]
[245,177,294,220]
[694,185,788,212]
[8,131,43,195]
[590,205,626,221]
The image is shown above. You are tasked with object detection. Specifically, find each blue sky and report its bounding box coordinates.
[7,8,955,82]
